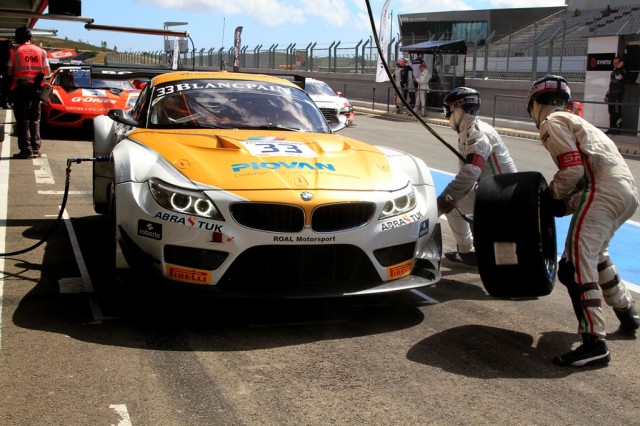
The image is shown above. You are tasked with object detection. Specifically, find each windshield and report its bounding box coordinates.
[147,79,330,132]
[54,68,134,91]
[305,80,338,97]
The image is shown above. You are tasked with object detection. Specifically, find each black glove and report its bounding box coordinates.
[437,194,456,216]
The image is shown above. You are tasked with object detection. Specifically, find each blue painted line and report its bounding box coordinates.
[431,169,640,291]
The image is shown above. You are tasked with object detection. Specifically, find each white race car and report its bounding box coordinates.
[93,70,442,296]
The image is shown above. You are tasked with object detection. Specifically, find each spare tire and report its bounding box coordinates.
[473,172,557,298]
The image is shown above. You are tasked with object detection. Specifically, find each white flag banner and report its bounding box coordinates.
[375,0,391,83]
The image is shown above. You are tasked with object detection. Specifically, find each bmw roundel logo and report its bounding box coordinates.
[300,191,313,201]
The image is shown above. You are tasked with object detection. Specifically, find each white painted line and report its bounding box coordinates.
[33,156,55,184]
[38,190,90,195]
[410,288,439,304]
[109,404,132,426]
[61,208,104,324]
[0,109,12,351]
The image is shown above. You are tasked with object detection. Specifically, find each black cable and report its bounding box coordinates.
[364,0,464,162]
[0,157,108,257]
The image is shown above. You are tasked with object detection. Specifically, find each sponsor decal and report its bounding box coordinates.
[557,151,583,169]
[138,219,162,240]
[155,81,293,97]
[166,264,212,284]
[381,212,422,231]
[273,236,337,243]
[210,231,235,243]
[586,53,615,71]
[418,219,430,237]
[232,161,336,173]
[387,260,413,279]
[154,212,224,231]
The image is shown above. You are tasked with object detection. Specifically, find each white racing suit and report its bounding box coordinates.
[539,110,639,339]
[440,115,517,253]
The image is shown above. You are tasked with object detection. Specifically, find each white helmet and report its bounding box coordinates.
[527,75,572,128]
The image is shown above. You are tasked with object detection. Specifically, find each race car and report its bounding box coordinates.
[304,78,355,126]
[93,71,442,296]
[42,65,140,131]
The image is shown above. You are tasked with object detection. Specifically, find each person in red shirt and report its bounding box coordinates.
[6,27,50,159]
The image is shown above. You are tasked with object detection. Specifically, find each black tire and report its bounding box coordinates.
[473,172,557,298]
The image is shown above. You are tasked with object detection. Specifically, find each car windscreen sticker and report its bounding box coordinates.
[155,81,294,97]
[240,140,317,158]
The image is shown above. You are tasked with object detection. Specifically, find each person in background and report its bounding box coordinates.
[6,27,50,159]
[394,58,413,114]
[410,54,424,108]
[414,63,430,117]
[526,74,640,368]
[605,56,626,135]
[566,101,583,117]
[437,87,517,266]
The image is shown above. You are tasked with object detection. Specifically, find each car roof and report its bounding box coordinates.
[151,71,303,89]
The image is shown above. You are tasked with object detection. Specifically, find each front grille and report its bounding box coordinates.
[164,245,228,270]
[230,203,305,232]
[319,107,338,122]
[312,202,376,232]
[217,244,381,293]
[373,242,416,267]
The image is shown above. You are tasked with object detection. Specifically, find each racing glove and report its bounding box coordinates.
[543,189,567,217]
[437,194,456,216]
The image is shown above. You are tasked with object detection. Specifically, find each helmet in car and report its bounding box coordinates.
[526,75,571,115]
[397,58,407,67]
[15,27,32,43]
[443,87,481,119]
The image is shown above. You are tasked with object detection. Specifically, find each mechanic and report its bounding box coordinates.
[0,39,12,108]
[604,56,626,135]
[437,87,517,266]
[526,75,640,368]
[6,27,50,159]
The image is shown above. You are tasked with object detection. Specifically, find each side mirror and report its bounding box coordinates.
[108,109,139,127]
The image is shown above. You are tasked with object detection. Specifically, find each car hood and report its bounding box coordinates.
[128,129,399,191]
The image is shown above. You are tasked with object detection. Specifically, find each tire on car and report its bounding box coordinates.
[473,171,557,298]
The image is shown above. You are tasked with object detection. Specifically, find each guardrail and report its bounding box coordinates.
[493,94,640,137]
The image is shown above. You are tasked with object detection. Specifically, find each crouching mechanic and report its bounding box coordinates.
[527,75,640,367]
[437,87,517,266]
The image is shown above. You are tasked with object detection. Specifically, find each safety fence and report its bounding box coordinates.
[104,31,593,83]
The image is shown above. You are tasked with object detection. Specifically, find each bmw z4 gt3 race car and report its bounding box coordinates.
[43,65,140,131]
[93,71,442,296]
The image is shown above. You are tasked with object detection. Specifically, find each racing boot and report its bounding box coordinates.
[444,251,477,267]
[614,304,640,332]
[552,334,610,367]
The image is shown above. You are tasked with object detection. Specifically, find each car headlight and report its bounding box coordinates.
[149,178,224,221]
[379,188,417,220]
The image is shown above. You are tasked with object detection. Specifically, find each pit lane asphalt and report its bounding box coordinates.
[1,110,640,425]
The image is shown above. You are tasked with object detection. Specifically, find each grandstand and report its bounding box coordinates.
[398,0,640,82]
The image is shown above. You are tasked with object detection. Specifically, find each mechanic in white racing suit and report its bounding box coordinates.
[527,75,640,368]
[437,87,517,266]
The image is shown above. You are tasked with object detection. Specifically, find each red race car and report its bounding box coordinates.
[42,65,140,131]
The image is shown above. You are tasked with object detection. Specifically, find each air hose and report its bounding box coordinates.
[0,156,109,257]
[364,0,465,163]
